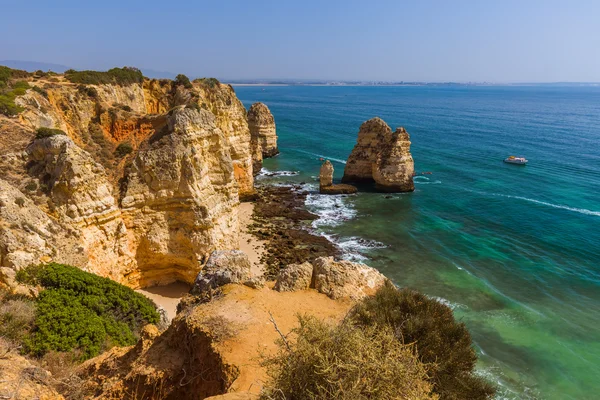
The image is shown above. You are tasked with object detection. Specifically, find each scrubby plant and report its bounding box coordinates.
[194,77,220,88]
[0,290,36,345]
[115,142,133,157]
[349,281,496,400]
[32,85,48,98]
[175,73,193,89]
[77,84,99,98]
[16,263,159,359]
[25,181,38,191]
[35,127,66,139]
[261,315,435,400]
[65,67,144,86]
[0,68,31,116]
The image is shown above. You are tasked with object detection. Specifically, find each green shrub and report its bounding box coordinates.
[0,92,23,116]
[35,127,66,139]
[32,85,48,98]
[261,315,435,400]
[115,142,133,157]
[65,67,144,86]
[175,74,193,89]
[25,181,38,191]
[0,70,31,116]
[349,282,496,400]
[78,84,99,98]
[11,80,30,95]
[194,77,220,88]
[17,263,159,359]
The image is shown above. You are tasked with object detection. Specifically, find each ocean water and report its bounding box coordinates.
[235,85,600,400]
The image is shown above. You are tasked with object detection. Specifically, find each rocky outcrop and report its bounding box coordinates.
[0,342,64,400]
[0,179,59,270]
[274,261,313,292]
[312,257,387,300]
[191,250,252,295]
[248,102,278,175]
[76,318,239,399]
[342,118,415,192]
[121,108,240,287]
[26,135,118,222]
[319,160,357,195]
[272,256,386,300]
[195,83,256,199]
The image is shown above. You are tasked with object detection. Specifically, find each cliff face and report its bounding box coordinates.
[342,117,415,192]
[195,83,256,199]
[247,102,278,174]
[121,108,239,286]
[0,72,258,288]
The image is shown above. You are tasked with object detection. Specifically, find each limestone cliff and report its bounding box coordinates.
[195,82,256,199]
[342,118,415,192]
[247,102,278,174]
[0,69,261,288]
[121,108,239,286]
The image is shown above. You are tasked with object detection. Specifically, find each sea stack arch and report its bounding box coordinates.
[342,117,415,192]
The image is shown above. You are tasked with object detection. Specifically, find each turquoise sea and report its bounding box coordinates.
[236,85,600,400]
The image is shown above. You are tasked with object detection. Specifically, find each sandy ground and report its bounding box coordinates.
[138,203,266,321]
[197,283,354,394]
[137,282,190,321]
[238,202,266,277]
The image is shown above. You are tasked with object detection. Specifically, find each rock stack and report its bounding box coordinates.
[342,117,415,192]
[319,160,357,194]
[248,102,279,175]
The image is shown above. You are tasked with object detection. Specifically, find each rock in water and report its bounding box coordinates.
[320,160,334,187]
[342,118,415,192]
[248,102,278,175]
[319,160,357,195]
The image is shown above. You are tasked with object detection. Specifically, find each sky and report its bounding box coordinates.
[1,0,599,82]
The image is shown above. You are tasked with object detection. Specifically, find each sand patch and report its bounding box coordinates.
[137,281,190,321]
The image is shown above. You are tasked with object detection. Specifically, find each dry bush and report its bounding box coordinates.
[349,281,496,400]
[0,291,35,346]
[260,315,436,400]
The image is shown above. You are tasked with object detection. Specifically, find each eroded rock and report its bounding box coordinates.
[312,256,387,300]
[191,250,252,295]
[342,118,415,192]
[274,261,314,292]
[319,160,357,195]
[248,102,278,175]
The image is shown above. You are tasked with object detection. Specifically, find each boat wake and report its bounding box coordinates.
[490,193,600,217]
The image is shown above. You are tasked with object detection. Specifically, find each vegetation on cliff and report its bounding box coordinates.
[350,282,496,399]
[64,66,144,85]
[261,282,495,399]
[35,127,67,139]
[14,263,159,359]
[0,66,31,116]
[261,315,435,399]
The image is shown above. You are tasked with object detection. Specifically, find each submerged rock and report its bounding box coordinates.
[342,118,415,192]
[319,160,357,195]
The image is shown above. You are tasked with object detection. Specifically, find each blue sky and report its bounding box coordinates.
[1,0,599,82]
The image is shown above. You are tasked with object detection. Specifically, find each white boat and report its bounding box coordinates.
[504,156,528,165]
